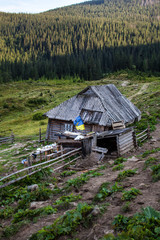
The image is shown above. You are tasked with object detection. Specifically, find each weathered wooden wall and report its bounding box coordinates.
[118,130,135,155]
[46,119,107,141]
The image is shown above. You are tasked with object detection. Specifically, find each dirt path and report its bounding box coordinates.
[129,83,150,100]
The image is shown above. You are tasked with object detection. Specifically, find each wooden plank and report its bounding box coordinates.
[136,129,148,137]
[119,142,134,151]
[119,144,134,153]
[119,132,133,140]
[118,136,133,145]
[119,139,133,147]
[137,135,148,142]
[92,146,108,154]
[120,145,135,155]
[136,133,148,140]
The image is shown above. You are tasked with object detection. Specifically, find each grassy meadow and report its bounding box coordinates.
[0,72,160,139]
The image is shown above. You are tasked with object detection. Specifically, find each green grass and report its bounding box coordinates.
[0,75,159,137]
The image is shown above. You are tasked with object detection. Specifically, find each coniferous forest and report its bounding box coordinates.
[0,0,160,82]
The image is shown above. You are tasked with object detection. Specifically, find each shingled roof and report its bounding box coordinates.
[45,84,141,126]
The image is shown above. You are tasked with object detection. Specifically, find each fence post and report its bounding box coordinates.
[39,128,41,142]
[147,123,150,139]
[11,133,14,144]
[133,130,138,148]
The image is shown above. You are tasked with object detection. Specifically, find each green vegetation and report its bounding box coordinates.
[142,148,160,158]
[144,157,159,170]
[121,201,131,213]
[117,169,137,181]
[112,164,124,171]
[114,157,127,165]
[65,170,103,189]
[121,188,141,201]
[94,182,123,202]
[101,207,160,240]
[12,206,56,223]
[53,193,82,209]
[29,203,93,240]
[0,0,160,82]
[151,164,160,182]
[60,170,76,177]
[0,206,14,219]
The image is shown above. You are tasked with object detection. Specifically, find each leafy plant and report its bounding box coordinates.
[29,203,93,240]
[0,206,14,219]
[121,201,131,213]
[12,206,57,223]
[60,170,76,177]
[53,193,82,209]
[65,170,103,189]
[117,169,137,181]
[112,164,124,171]
[94,182,123,202]
[144,157,158,170]
[121,188,141,201]
[151,164,160,182]
[142,148,160,158]
[109,207,160,240]
[114,157,127,165]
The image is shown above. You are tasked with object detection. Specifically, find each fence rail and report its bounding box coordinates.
[0,134,14,144]
[136,128,150,144]
[0,148,82,189]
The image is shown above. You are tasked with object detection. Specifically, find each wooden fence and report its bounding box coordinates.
[136,128,150,144]
[0,134,14,144]
[0,148,82,189]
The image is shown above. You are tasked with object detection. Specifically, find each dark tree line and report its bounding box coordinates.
[0,0,160,82]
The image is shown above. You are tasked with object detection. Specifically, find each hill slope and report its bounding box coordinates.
[0,0,160,82]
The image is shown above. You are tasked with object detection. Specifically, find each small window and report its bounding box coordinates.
[80,109,102,124]
[64,123,73,132]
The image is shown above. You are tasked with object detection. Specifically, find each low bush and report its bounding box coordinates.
[151,164,160,182]
[112,164,124,171]
[32,112,45,120]
[94,182,123,202]
[121,188,141,201]
[117,169,137,181]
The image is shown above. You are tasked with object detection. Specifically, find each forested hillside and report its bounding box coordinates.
[0,0,160,82]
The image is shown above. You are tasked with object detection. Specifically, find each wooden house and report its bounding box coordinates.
[45,84,141,142]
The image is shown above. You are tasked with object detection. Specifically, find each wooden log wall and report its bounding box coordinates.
[47,119,104,141]
[118,130,134,155]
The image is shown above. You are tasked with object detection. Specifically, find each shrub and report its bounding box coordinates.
[121,188,141,201]
[151,164,160,182]
[32,112,45,121]
[94,182,123,202]
[114,157,127,165]
[117,169,137,181]
[112,164,124,171]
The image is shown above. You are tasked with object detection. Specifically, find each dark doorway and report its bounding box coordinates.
[97,137,117,154]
